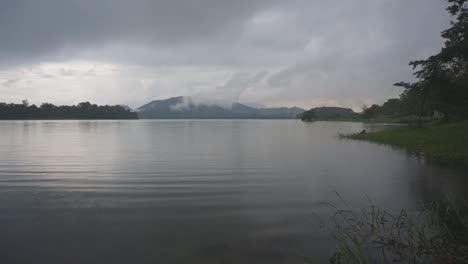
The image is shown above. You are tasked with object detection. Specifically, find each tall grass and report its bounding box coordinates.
[324,198,468,264]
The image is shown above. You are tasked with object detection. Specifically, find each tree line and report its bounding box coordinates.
[301,1,467,122]
[368,0,467,121]
[0,101,138,120]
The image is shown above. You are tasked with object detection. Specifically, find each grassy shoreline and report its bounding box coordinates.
[348,121,468,165]
[311,115,440,123]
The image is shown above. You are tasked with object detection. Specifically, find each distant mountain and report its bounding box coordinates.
[299,107,355,121]
[241,102,267,109]
[137,96,305,119]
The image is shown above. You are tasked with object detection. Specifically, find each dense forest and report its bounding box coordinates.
[0,101,138,120]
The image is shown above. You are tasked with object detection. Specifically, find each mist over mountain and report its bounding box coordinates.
[137,96,305,119]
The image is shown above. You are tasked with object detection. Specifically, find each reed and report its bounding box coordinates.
[324,198,468,263]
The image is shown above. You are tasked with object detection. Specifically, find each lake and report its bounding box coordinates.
[0,120,466,263]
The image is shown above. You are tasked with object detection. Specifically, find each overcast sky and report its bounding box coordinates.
[0,0,452,110]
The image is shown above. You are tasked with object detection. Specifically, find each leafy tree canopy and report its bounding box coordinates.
[0,101,138,120]
[395,0,468,120]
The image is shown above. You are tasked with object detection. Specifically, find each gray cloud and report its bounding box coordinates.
[0,0,277,64]
[0,0,452,109]
[2,79,20,87]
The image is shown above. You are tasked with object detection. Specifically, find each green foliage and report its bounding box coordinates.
[362,104,382,119]
[300,107,357,121]
[300,110,317,121]
[361,97,434,121]
[359,1,467,122]
[395,0,468,120]
[349,121,468,164]
[0,101,138,120]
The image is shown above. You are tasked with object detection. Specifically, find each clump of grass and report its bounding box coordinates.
[325,198,468,264]
[347,121,468,164]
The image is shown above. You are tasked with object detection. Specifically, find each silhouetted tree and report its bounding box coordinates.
[0,101,138,120]
[299,110,317,121]
[362,104,381,119]
[395,0,468,120]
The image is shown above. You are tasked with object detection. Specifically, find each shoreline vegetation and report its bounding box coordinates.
[301,0,468,169]
[347,121,468,165]
[321,198,468,264]
[0,101,138,120]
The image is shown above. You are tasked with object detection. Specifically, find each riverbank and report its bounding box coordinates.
[348,121,468,165]
[306,115,439,123]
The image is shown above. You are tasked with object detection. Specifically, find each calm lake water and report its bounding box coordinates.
[0,120,466,263]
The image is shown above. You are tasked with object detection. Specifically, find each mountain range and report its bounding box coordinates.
[137,96,306,119]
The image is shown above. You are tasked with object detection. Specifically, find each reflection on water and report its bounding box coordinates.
[0,120,466,263]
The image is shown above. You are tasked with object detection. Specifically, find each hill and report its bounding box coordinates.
[299,107,355,121]
[137,96,305,119]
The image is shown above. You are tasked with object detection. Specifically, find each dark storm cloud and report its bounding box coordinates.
[0,0,277,64]
[0,0,453,108]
